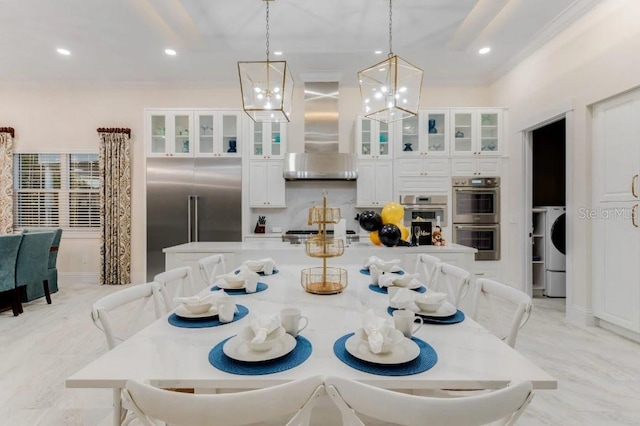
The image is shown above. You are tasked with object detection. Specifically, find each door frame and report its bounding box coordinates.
[520,103,573,308]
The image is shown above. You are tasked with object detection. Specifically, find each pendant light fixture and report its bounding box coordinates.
[358,0,423,123]
[238,0,294,123]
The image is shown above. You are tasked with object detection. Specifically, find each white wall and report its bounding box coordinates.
[489,0,640,324]
[0,84,490,285]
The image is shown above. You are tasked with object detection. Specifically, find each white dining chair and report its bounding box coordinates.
[325,376,534,426]
[154,266,196,310]
[438,263,471,307]
[198,253,227,289]
[91,281,167,425]
[471,278,533,349]
[414,253,442,289]
[123,376,325,426]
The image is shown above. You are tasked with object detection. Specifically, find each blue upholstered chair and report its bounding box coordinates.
[16,231,56,304]
[22,228,63,301]
[0,234,24,316]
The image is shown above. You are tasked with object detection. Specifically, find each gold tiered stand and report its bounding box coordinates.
[301,192,348,294]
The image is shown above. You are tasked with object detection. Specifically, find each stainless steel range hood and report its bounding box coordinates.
[283,81,357,180]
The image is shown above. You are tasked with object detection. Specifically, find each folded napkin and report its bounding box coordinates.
[243,258,276,275]
[378,272,421,289]
[389,287,417,309]
[250,313,282,344]
[174,291,222,306]
[362,310,393,354]
[364,256,402,272]
[214,266,260,293]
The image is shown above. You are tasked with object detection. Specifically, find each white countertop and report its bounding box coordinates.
[164,241,477,254]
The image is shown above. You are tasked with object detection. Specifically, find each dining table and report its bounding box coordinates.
[66,263,557,426]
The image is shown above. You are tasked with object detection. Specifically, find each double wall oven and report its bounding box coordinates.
[452,177,500,260]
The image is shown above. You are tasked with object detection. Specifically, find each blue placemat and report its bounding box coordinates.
[387,307,465,324]
[368,284,426,294]
[211,282,268,295]
[209,335,312,375]
[168,305,249,328]
[360,268,405,276]
[333,333,437,376]
[235,269,279,276]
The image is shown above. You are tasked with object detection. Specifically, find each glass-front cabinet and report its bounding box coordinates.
[147,111,193,157]
[194,110,241,157]
[249,121,287,159]
[146,109,241,157]
[357,116,392,159]
[397,110,449,156]
[450,109,503,155]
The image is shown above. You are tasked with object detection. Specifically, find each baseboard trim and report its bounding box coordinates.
[566,303,597,326]
[598,319,640,343]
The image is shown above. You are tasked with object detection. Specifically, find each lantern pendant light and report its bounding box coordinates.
[238,0,294,123]
[358,0,423,123]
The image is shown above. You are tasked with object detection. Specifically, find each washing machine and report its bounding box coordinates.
[543,206,566,297]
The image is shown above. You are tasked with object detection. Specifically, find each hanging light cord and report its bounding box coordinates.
[265,0,270,62]
[388,0,393,57]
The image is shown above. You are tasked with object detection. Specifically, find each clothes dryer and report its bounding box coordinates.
[542,207,566,297]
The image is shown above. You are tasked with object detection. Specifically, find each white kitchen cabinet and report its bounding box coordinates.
[248,161,286,207]
[397,110,450,157]
[249,121,286,159]
[146,109,241,158]
[397,158,450,177]
[592,90,640,335]
[450,109,503,156]
[356,160,393,207]
[357,116,393,159]
[450,157,502,176]
[146,110,193,157]
[194,110,241,157]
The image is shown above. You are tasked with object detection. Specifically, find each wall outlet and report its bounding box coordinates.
[272,226,282,233]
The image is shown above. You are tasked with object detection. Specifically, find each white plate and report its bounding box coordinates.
[345,335,420,365]
[174,305,218,319]
[215,280,246,290]
[416,301,457,318]
[223,333,297,362]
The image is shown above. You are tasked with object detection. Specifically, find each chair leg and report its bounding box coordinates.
[11,288,23,316]
[43,279,52,304]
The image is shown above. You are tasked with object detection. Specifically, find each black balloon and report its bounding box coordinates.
[379,224,401,247]
[359,211,383,232]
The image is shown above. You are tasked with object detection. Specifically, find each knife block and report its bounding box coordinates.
[254,223,266,234]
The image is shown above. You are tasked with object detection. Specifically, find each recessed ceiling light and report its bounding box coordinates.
[374,50,383,55]
[56,48,71,56]
[164,49,177,56]
[478,47,491,55]
[273,51,283,56]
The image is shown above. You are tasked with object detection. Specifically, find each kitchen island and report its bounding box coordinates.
[164,241,477,291]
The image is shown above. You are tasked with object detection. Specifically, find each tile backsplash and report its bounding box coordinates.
[250,181,359,232]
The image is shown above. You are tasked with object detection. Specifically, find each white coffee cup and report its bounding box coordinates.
[280,308,309,337]
[392,310,423,338]
[216,296,237,323]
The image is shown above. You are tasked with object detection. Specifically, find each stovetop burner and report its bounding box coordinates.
[285,230,356,235]
[282,229,359,244]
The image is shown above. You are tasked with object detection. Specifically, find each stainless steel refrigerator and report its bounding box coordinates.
[146,157,242,280]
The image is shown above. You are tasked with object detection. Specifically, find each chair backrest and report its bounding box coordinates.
[21,228,62,269]
[91,282,165,350]
[414,253,442,289]
[15,231,55,287]
[0,234,23,292]
[123,376,325,426]
[438,263,471,307]
[154,266,196,310]
[471,278,533,348]
[198,254,227,288]
[325,376,534,426]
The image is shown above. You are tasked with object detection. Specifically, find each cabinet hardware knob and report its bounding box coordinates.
[633,174,639,198]
[633,204,638,228]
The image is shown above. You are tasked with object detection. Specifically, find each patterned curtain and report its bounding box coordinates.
[0,129,14,234]
[98,128,132,285]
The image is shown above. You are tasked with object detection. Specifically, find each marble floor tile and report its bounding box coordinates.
[1,281,640,425]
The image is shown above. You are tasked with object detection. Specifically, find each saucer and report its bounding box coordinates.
[174,304,218,319]
[345,335,420,365]
[223,333,297,362]
[415,301,457,318]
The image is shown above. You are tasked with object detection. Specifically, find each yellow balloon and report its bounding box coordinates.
[369,230,381,246]
[381,202,404,224]
[398,224,409,241]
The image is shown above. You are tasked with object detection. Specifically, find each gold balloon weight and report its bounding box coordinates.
[301,191,348,294]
